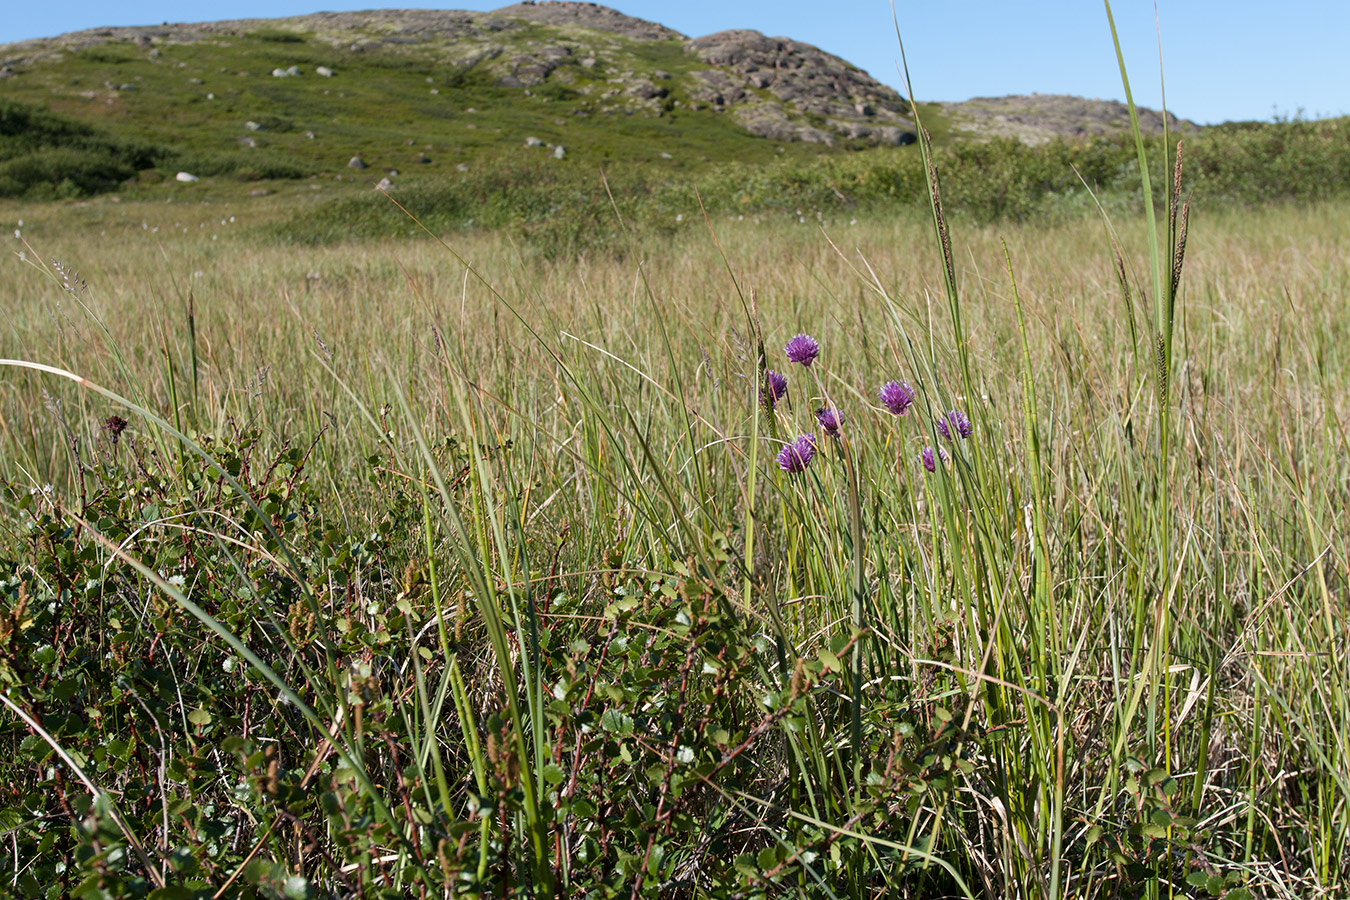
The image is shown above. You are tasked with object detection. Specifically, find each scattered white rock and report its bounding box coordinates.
[348,156,367,169]
[374,177,393,191]
[238,136,256,147]
[175,172,199,183]
[206,93,215,100]
[455,163,469,172]
[429,88,439,95]
[524,136,544,147]
[659,152,673,159]
[272,66,302,77]
[553,146,566,159]
[304,131,315,139]
[245,121,263,131]
[315,66,334,77]
[286,65,301,77]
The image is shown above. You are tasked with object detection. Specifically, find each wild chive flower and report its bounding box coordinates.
[815,407,842,437]
[784,333,820,367]
[919,445,950,472]
[935,409,973,440]
[879,380,915,416]
[761,370,788,408]
[777,433,817,474]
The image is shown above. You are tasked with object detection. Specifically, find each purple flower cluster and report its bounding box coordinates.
[784,333,820,367]
[814,407,842,437]
[777,433,817,474]
[759,327,977,479]
[919,445,950,473]
[879,380,916,416]
[761,370,789,408]
[935,409,973,441]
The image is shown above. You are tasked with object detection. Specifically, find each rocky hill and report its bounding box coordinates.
[0,2,917,149]
[940,93,1196,144]
[0,1,1199,203]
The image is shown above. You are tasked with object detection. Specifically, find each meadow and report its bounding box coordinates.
[2,81,1349,899]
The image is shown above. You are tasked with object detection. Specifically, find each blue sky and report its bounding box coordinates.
[3,1,1346,124]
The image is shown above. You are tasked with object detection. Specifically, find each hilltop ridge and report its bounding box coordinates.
[0,2,1203,205]
[0,3,918,150]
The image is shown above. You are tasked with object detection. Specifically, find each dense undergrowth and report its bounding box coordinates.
[270,115,1350,255]
[3,173,1348,899]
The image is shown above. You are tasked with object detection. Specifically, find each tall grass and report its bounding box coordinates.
[1,130,1348,897]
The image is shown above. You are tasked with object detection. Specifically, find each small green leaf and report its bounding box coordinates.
[817,648,841,673]
[187,708,212,727]
[600,709,633,736]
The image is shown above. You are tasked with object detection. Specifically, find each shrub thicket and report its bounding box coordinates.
[276,117,1350,254]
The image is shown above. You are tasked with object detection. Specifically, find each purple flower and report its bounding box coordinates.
[935,409,973,441]
[919,445,949,473]
[815,407,842,437]
[879,380,915,416]
[784,333,820,367]
[777,433,817,474]
[761,370,788,408]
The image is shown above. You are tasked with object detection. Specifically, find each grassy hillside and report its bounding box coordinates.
[6,7,1347,246]
[0,14,949,192]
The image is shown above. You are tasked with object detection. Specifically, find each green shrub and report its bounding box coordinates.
[167,148,315,181]
[0,99,170,196]
[245,28,307,43]
[0,148,135,198]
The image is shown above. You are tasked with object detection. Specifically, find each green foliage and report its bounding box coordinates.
[0,429,994,897]
[269,120,1350,250]
[0,147,138,199]
[245,29,308,44]
[168,148,315,181]
[0,100,166,198]
[272,162,677,257]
